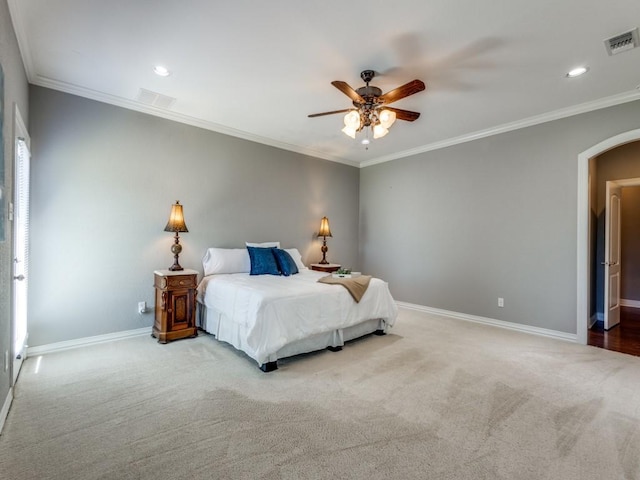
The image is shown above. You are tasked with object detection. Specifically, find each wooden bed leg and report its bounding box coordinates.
[374,329,386,336]
[260,361,278,372]
[326,345,343,352]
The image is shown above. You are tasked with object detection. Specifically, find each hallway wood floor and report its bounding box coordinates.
[588,306,640,356]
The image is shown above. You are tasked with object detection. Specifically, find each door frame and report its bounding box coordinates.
[604,177,640,330]
[577,129,640,344]
[11,105,30,385]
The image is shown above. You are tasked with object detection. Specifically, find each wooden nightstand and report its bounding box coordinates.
[152,269,198,344]
[310,263,341,273]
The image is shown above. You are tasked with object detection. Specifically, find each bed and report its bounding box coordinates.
[196,246,398,371]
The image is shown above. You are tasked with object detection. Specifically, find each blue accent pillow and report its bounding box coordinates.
[272,248,299,276]
[247,246,280,276]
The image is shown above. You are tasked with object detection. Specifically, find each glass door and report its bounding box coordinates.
[12,110,30,384]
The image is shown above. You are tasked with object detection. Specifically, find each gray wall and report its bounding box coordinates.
[360,100,640,335]
[0,0,29,407]
[28,86,359,346]
[594,141,640,311]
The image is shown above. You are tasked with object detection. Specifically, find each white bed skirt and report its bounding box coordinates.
[197,301,389,366]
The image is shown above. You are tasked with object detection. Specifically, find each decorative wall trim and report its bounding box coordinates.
[35,74,640,170]
[29,76,360,169]
[0,388,13,435]
[27,327,150,356]
[397,301,578,343]
[361,90,640,168]
[620,298,640,308]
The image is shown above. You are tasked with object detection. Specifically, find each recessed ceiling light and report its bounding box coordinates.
[566,66,589,78]
[153,65,171,77]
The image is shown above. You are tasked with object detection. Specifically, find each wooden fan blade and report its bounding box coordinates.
[308,108,352,118]
[331,81,365,103]
[383,107,421,122]
[379,80,426,105]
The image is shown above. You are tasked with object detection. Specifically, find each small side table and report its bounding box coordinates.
[310,263,341,273]
[153,269,198,344]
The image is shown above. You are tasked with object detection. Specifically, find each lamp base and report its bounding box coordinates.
[169,233,184,271]
[320,239,329,264]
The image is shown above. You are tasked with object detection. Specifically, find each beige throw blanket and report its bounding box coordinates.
[317,275,372,303]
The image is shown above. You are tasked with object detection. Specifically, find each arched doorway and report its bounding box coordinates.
[577,129,640,345]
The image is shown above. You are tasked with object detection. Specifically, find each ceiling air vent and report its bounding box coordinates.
[135,88,176,109]
[604,28,639,56]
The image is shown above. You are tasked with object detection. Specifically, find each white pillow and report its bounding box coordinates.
[245,241,280,248]
[202,248,251,275]
[285,248,307,270]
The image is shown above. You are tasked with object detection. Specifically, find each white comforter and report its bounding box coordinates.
[197,269,398,364]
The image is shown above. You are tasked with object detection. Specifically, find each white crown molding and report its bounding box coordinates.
[0,388,13,435]
[27,327,151,356]
[7,0,36,80]
[361,90,640,168]
[30,75,360,168]
[397,301,577,343]
[43,71,639,170]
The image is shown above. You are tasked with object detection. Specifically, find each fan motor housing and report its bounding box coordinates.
[355,86,382,108]
[355,85,382,98]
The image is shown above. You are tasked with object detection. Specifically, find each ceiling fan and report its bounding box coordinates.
[308,70,426,143]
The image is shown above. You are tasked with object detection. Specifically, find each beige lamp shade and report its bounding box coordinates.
[164,201,189,233]
[318,216,332,237]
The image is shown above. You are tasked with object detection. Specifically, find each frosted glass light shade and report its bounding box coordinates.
[373,124,389,139]
[344,110,361,128]
[378,109,396,128]
[342,126,357,138]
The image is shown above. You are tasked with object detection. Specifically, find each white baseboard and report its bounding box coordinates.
[397,302,578,343]
[0,387,13,435]
[620,298,640,308]
[27,327,151,356]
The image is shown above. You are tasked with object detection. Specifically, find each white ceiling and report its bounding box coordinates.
[8,0,640,167]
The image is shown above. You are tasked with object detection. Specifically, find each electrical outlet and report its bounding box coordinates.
[138,301,146,315]
[498,297,504,308]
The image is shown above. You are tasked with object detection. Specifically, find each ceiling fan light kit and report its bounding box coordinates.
[309,69,425,145]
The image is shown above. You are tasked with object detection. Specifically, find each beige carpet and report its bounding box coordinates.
[1,309,639,480]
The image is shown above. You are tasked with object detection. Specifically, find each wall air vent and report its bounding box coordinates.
[135,88,176,109]
[604,28,639,56]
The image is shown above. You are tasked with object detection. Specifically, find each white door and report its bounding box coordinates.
[604,182,621,331]
[12,115,30,384]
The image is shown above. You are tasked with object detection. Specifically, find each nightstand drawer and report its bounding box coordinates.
[154,273,197,290]
[310,263,341,273]
[166,275,197,289]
